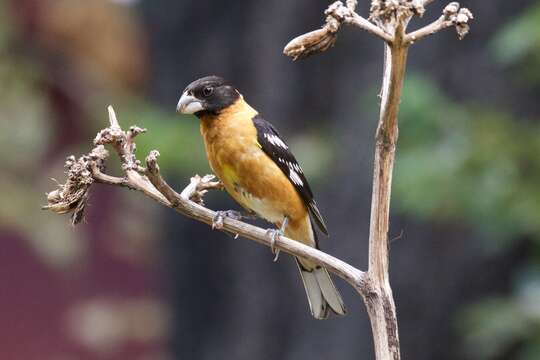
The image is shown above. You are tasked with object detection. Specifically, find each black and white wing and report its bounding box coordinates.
[252,115,328,235]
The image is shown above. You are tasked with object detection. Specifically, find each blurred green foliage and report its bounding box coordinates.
[458,270,540,360]
[492,2,540,84]
[120,102,210,176]
[391,2,540,358]
[396,75,540,250]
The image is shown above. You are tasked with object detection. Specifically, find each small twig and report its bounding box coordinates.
[345,11,394,43]
[108,105,120,128]
[404,2,474,44]
[90,164,132,189]
[145,150,182,207]
[390,229,404,244]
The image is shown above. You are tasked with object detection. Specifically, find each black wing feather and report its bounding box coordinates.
[253,115,328,236]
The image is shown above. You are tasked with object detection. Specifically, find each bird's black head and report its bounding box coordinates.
[177,76,240,117]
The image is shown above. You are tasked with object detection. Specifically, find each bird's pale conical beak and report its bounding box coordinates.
[177,92,204,114]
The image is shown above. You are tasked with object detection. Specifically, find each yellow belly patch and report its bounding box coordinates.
[221,164,239,185]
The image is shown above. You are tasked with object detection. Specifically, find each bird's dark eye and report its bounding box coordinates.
[202,86,213,97]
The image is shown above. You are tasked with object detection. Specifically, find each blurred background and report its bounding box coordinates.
[1,0,539,359]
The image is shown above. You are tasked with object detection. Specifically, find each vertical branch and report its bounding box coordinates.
[365,41,408,360]
[369,43,408,285]
[283,1,473,359]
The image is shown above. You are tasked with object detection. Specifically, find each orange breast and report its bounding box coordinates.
[199,98,307,224]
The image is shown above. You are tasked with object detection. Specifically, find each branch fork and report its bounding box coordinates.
[284,0,473,61]
[405,2,474,44]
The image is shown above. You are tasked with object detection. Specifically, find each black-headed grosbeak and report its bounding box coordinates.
[177,76,345,319]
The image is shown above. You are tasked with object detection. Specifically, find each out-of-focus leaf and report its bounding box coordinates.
[459,266,540,359]
[458,298,531,359]
[0,60,51,171]
[519,341,540,360]
[491,3,540,65]
[491,3,540,84]
[288,131,334,182]
[0,0,13,50]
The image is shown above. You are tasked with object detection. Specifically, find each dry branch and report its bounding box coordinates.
[284,1,393,60]
[44,106,370,296]
[282,1,473,360]
[404,2,474,44]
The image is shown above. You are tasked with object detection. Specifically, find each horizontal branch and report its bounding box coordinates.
[405,15,452,44]
[44,106,370,296]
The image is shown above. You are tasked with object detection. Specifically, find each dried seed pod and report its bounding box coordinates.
[283,28,337,61]
[43,188,89,215]
[71,191,89,226]
[455,8,473,39]
[443,2,460,17]
[42,149,100,224]
[46,189,62,203]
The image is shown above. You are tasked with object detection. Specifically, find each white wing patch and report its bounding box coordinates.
[264,133,288,149]
[289,168,304,186]
[277,158,305,187]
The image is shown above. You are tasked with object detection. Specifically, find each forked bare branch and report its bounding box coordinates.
[281,1,473,360]
[405,2,474,44]
[44,106,370,296]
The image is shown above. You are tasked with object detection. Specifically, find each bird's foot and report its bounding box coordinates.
[266,216,288,263]
[266,228,282,262]
[212,210,255,230]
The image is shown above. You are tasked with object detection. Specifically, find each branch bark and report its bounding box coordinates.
[365,41,408,360]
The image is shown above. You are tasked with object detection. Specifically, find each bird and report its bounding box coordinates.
[176,75,345,319]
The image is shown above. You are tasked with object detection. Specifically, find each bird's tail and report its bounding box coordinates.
[295,259,346,319]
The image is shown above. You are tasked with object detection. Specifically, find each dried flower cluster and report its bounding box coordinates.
[370,0,426,22]
[284,0,473,60]
[443,2,474,39]
[44,146,109,225]
[283,1,349,60]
